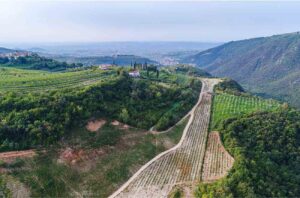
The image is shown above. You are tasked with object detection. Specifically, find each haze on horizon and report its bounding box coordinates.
[1,1,300,44]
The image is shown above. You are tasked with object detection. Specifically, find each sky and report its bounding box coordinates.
[1,1,300,43]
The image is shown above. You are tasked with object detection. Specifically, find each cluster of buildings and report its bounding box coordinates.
[0,51,32,59]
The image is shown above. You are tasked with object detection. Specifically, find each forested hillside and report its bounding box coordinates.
[186,32,300,108]
[197,110,300,197]
[0,66,202,151]
[0,53,83,71]
[0,65,203,197]
[196,80,300,198]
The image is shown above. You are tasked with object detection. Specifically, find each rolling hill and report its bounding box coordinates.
[185,32,300,108]
[52,54,157,66]
[0,52,83,71]
[0,47,18,54]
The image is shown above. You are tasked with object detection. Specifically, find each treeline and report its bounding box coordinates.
[173,65,211,77]
[0,73,201,151]
[214,78,245,95]
[196,109,300,197]
[0,54,83,71]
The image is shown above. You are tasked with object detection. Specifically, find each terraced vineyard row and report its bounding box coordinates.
[0,68,116,93]
[201,132,234,182]
[111,78,221,198]
[211,93,280,130]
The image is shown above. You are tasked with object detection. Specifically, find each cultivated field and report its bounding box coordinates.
[210,93,280,130]
[0,67,115,93]
[201,131,234,182]
[111,78,221,198]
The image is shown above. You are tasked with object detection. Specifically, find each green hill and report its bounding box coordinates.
[196,80,299,198]
[0,47,19,54]
[0,53,83,71]
[186,32,300,108]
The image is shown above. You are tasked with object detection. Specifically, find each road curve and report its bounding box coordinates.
[109,78,221,198]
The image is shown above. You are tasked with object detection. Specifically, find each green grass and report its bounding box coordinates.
[210,93,281,130]
[7,119,188,197]
[157,116,189,143]
[0,67,116,93]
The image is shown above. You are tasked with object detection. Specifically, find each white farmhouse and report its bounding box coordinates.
[129,70,140,77]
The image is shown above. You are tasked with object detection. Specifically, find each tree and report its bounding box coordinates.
[119,108,129,123]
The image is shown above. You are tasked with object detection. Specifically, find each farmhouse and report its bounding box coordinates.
[129,70,140,77]
[99,64,112,70]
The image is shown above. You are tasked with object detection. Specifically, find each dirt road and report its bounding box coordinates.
[0,150,35,163]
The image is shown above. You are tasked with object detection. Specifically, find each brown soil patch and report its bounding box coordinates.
[202,131,234,182]
[58,147,108,171]
[111,120,130,130]
[86,119,106,132]
[0,150,36,163]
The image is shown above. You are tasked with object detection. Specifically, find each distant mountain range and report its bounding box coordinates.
[0,47,22,54]
[185,32,300,108]
[1,42,221,65]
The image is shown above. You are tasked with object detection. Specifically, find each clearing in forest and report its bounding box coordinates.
[201,131,234,182]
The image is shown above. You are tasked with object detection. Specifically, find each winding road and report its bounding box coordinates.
[109,78,221,198]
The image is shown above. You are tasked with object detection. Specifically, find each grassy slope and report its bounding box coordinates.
[0,65,197,196]
[210,93,280,130]
[0,67,115,93]
[3,118,189,197]
[0,65,202,152]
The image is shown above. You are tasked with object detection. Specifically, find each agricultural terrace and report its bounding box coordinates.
[201,132,234,182]
[210,93,280,130]
[0,66,198,94]
[0,67,116,93]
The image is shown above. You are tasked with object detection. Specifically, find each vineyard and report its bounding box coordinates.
[0,67,116,93]
[201,132,234,182]
[210,93,280,130]
[111,78,221,198]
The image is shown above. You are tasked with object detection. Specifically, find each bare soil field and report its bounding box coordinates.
[201,131,234,182]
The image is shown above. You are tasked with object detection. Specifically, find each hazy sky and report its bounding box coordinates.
[1,1,300,43]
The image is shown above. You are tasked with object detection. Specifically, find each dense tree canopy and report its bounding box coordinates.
[196,109,300,197]
[0,54,83,71]
[0,73,201,151]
